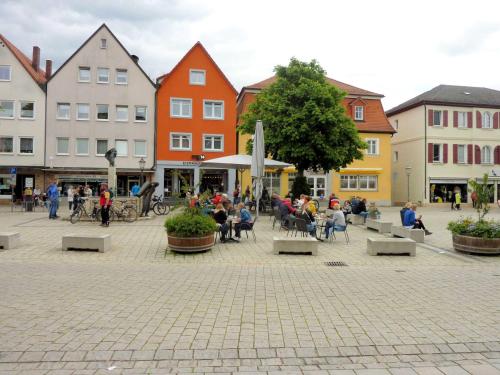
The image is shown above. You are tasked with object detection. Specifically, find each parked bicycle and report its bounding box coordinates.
[152,194,170,215]
[106,201,138,222]
[70,197,99,224]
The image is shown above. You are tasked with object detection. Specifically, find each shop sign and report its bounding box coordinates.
[182,161,201,166]
[25,177,33,188]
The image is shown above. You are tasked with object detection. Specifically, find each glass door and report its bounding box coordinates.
[307,175,326,198]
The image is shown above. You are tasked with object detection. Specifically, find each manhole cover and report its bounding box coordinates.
[325,261,348,267]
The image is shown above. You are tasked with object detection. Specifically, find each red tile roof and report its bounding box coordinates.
[0,34,46,85]
[245,75,383,97]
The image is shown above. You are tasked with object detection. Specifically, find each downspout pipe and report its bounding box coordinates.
[424,104,427,203]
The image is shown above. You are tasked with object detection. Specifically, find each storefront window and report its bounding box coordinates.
[430,183,468,203]
[0,174,12,196]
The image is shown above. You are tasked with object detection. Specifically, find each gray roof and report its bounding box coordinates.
[386,84,500,116]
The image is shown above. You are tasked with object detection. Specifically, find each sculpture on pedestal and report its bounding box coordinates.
[137,181,158,217]
[105,148,117,167]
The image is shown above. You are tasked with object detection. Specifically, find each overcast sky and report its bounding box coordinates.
[3,0,500,109]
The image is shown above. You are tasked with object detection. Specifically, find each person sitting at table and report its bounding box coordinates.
[300,196,316,236]
[352,197,368,223]
[342,200,352,217]
[296,194,306,209]
[324,204,346,239]
[212,192,223,205]
[213,203,229,242]
[234,202,253,238]
[328,193,340,209]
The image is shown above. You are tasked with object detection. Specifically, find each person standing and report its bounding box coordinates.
[455,191,462,210]
[471,191,477,209]
[450,190,456,210]
[67,186,74,212]
[131,183,140,197]
[47,180,59,219]
[99,184,111,227]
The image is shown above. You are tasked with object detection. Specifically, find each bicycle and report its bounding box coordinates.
[152,194,170,215]
[70,197,99,224]
[105,201,138,222]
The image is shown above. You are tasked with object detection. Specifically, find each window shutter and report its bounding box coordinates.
[494,112,499,129]
[453,144,458,164]
[428,143,433,163]
[475,145,481,164]
[495,146,500,164]
[428,109,434,126]
[453,111,458,127]
[467,112,473,128]
[443,143,448,163]
[467,144,473,164]
[476,111,482,128]
[443,110,448,127]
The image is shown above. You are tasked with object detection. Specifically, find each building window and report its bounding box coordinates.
[354,106,364,121]
[0,137,14,153]
[115,69,127,84]
[366,138,379,155]
[340,175,358,190]
[134,140,146,157]
[359,175,378,190]
[19,137,33,154]
[483,112,492,128]
[20,101,34,119]
[100,38,107,49]
[170,98,192,118]
[457,145,466,164]
[203,135,224,151]
[433,110,442,126]
[433,144,442,162]
[76,103,90,120]
[115,140,128,156]
[189,69,206,85]
[56,137,69,155]
[457,111,467,128]
[56,103,70,120]
[287,172,297,192]
[340,175,377,190]
[482,145,492,164]
[97,68,109,83]
[96,139,108,156]
[0,100,14,118]
[76,138,89,155]
[78,67,91,82]
[203,100,224,120]
[0,65,11,81]
[395,119,399,129]
[96,104,109,120]
[170,133,192,150]
[393,151,398,162]
[263,172,281,195]
[116,105,128,122]
[134,106,147,122]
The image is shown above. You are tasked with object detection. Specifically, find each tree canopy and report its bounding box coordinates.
[238,58,366,174]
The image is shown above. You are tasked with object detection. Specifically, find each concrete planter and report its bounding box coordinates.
[452,234,500,255]
[167,233,215,253]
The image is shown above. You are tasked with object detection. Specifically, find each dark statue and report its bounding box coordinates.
[104,148,118,167]
[137,181,159,216]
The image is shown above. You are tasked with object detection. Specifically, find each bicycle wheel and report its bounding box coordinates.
[108,208,116,222]
[153,202,167,215]
[123,207,138,222]
[70,207,82,224]
[163,204,170,215]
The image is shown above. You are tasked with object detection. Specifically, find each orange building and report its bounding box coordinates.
[155,42,237,196]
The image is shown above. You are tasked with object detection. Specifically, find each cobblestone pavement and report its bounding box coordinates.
[0,205,499,374]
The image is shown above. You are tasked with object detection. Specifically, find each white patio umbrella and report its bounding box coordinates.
[251,120,265,217]
[199,154,291,169]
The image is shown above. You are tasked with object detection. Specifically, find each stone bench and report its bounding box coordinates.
[346,214,364,225]
[273,236,318,255]
[366,218,393,234]
[391,226,424,243]
[62,234,111,253]
[0,232,20,249]
[367,237,416,256]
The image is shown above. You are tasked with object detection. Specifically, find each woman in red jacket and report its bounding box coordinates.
[99,183,112,227]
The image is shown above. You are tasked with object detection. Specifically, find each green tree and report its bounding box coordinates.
[238,58,366,176]
[468,173,493,221]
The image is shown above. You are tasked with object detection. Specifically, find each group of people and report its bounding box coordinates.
[213,202,253,242]
[400,202,432,235]
[66,185,93,212]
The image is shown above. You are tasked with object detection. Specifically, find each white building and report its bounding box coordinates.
[45,24,156,196]
[0,35,50,200]
[387,84,500,205]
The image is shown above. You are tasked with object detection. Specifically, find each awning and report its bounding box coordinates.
[430,178,468,184]
[339,167,383,174]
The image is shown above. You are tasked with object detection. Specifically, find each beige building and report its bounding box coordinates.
[0,34,50,200]
[46,24,156,196]
[387,85,500,205]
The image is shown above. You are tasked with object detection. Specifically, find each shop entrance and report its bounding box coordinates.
[430,183,468,203]
[163,169,194,197]
[200,170,227,194]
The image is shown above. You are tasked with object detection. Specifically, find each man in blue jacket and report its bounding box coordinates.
[47,180,60,219]
[403,204,431,235]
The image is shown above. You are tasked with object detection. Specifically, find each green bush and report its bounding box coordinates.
[165,207,217,237]
[447,217,500,239]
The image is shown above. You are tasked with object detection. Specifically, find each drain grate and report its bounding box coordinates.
[325,261,348,267]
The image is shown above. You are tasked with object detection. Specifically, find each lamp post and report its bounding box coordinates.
[405,166,412,202]
[139,157,146,186]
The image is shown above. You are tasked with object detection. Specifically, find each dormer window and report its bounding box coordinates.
[100,38,107,49]
[354,106,364,121]
[189,69,206,85]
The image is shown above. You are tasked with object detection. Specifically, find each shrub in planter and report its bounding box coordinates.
[447,217,500,239]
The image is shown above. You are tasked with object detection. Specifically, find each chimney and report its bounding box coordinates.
[32,46,40,71]
[131,54,139,63]
[45,60,52,79]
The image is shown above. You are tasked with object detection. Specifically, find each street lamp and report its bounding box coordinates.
[405,166,412,202]
[139,157,146,186]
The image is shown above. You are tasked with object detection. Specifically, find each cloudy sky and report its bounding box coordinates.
[3,0,500,109]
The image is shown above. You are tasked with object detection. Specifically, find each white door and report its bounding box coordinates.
[307,175,326,198]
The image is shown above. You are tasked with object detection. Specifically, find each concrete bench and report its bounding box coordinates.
[391,226,424,243]
[0,232,20,249]
[366,218,393,234]
[367,237,416,256]
[273,236,318,255]
[346,214,364,225]
[62,234,111,253]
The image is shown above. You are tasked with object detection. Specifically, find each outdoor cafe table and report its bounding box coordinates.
[225,216,240,243]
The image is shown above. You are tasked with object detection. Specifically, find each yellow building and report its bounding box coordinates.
[237,76,395,206]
